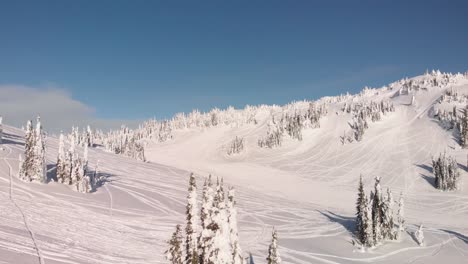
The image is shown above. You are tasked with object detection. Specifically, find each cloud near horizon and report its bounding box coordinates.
[0,85,142,133]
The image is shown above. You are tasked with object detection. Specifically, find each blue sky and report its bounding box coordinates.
[1,0,467,123]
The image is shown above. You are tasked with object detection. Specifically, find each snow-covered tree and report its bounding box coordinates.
[166,224,183,264]
[414,224,424,246]
[203,178,232,264]
[199,176,215,263]
[18,120,34,181]
[266,228,281,264]
[227,187,243,264]
[462,105,468,148]
[19,118,46,183]
[185,173,199,264]
[56,132,68,183]
[32,116,46,183]
[371,176,384,244]
[382,188,396,240]
[363,198,374,247]
[396,193,405,240]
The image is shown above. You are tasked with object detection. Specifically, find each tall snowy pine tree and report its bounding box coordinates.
[185,173,199,264]
[266,228,281,264]
[56,132,67,183]
[199,175,214,263]
[461,105,468,148]
[19,120,34,181]
[371,176,384,245]
[32,116,46,183]
[381,188,396,240]
[227,187,243,264]
[202,177,232,264]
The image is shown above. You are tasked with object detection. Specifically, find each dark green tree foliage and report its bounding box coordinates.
[355,175,366,244]
[166,225,183,264]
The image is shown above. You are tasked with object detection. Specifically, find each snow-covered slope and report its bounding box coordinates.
[1,71,468,264]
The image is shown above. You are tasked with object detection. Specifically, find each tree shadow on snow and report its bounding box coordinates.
[1,132,25,147]
[46,164,57,183]
[415,163,432,173]
[318,210,355,234]
[457,162,468,172]
[406,230,420,246]
[440,229,468,244]
[94,172,115,191]
[419,173,435,188]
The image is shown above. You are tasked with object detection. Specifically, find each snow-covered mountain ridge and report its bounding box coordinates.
[1,70,468,263]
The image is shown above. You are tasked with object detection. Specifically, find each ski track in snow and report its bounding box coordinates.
[2,145,45,264]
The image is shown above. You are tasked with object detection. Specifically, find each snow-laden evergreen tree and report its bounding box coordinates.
[74,153,93,193]
[32,116,46,183]
[166,224,183,264]
[382,188,396,240]
[199,175,215,263]
[56,132,67,183]
[363,198,374,247]
[185,173,199,264]
[355,175,366,245]
[396,193,405,240]
[460,105,468,148]
[414,224,424,246]
[19,120,35,181]
[227,187,243,264]
[19,118,46,183]
[266,228,281,264]
[432,152,460,191]
[371,176,384,244]
[203,178,232,264]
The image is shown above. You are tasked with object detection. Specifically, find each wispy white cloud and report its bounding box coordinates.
[0,85,141,132]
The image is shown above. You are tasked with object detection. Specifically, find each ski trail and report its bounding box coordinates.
[104,184,113,217]
[3,146,46,264]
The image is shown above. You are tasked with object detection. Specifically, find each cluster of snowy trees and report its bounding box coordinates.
[355,175,404,248]
[168,106,258,130]
[101,126,146,162]
[56,132,95,193]
[166,173,282,264]
[258,118,283,148]
[17,117,97,193]
[227,137,245,155]
[433,102,468,148]
[258,102,327,147]
[165,174,243,264]
[432,152,460,191]
[67,126,94,147]
[343,100,394,143]
[18,117,46,183]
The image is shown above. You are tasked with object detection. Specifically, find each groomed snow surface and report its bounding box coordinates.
[1,73,468,263]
